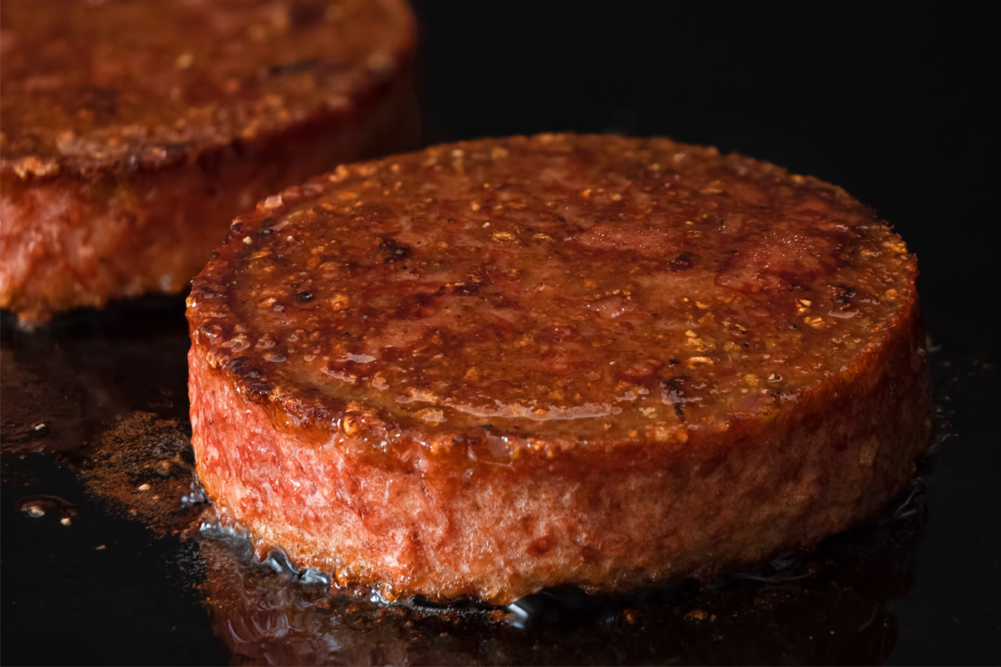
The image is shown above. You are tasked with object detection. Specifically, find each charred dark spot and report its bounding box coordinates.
[668,358,680,366]
[668,251,695,272]
[380,237,412,263]
[296,291,313,303]
[662,376,688,423]
[261,217,278,228]
[831,284,857,306]
[480,424,494,431]
[230,222,243,233]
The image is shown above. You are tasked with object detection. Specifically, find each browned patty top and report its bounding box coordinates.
[0,0,414,179]
[188,134,918,454]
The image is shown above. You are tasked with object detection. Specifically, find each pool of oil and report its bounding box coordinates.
[2,293,992,665]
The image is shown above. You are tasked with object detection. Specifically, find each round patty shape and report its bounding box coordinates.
[188,134,931,604]
[0,0,416,325]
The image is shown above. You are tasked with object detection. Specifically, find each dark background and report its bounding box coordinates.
[3,2,998,665]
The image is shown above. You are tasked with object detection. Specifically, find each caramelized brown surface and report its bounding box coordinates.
[189,133,919,449]
[0,0,417,325]
[0,0,414,178]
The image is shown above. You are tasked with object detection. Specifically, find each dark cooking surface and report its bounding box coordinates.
[0,295,991,665]
[2,3,999,665]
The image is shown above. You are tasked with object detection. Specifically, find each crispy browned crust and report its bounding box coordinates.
[188,134,931,604]
[0,0,417,325]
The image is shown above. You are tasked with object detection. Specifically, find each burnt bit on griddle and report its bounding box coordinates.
[80,412,204,536]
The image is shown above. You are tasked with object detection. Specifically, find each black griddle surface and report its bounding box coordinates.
[2,3,999,665]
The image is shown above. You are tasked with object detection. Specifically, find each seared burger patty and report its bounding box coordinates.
[188,134,930,604]
[0,0,416,326]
